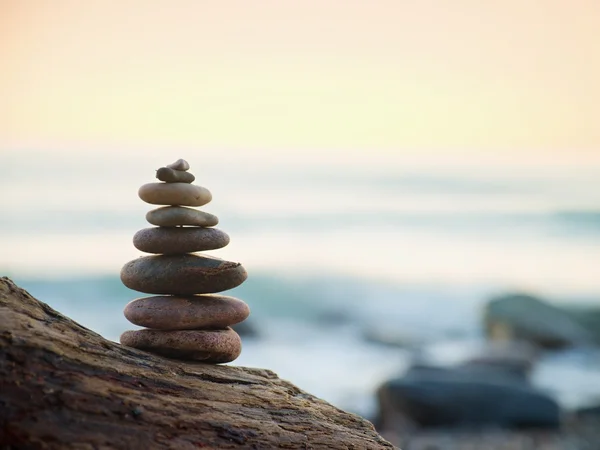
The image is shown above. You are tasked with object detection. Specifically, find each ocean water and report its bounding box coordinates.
[2,150,600,418]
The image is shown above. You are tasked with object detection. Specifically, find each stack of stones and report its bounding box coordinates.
[119,159,250,364]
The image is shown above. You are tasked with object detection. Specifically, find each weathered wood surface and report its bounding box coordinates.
[0,277,394,449]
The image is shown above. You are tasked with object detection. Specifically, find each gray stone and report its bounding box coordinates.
[133,227,230,254]
[120,327,241,363]
[574,403,600,420]
[146,206,219,227]
[563,305,600,346]
[138,182,212,207]
[461,342,538,379]
[484,293,593,349]
[156,167,195,183]
[124,295,250,330]
[166,158,190,171]
[120,254,247,295]
[376,364,560,430]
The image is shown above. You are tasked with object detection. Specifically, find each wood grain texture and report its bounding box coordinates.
[0,277,395,449]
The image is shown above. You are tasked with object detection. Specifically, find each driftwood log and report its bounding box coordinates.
[0,277,394,449]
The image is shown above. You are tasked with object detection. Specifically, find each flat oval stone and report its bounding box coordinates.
[120,328,241,363]
[124,295,250,330]
[133,227,230,254]
[138,183,212,207]
[146,206,218,227]
[156,167,195,183]
[120,254,248,295]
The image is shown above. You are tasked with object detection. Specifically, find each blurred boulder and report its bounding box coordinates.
[461,341,539,379]
[376,364,560,431]
[484,293,593,349]
[574,403,600,420]
[562,305,600,346]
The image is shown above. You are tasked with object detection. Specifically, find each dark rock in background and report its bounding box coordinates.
[484,293,593,349]
[376,364,560,431]
[461,341,539,379]
[563,305,600,346]
[574,403,600,420]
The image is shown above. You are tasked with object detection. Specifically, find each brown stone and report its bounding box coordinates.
[156,167,195,183]
[120,328,242,363]
[124,295,250,330]
[133,227,230,254]
[138,182,212,207]
[120,254,248,295]
[146,206,219,227]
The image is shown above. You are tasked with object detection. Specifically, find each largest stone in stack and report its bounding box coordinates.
[120,159,249,364]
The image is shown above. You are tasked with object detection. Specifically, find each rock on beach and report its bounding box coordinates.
[145,206,219,227]
[156,167,195,183]
[133,227,230,254]
[120,327,242,363]
[124,295,250,330]
[166,158,190,171]
[120,254,248,295]
[138,183,212,207]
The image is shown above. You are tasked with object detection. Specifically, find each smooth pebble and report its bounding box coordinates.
[166,159,190,171]
[133,227,230,254]
[120,254,247,295]
[146,206,218,227]
[120,327,241,363]
[124,295,250,330]
[156,167,195,183]
[138,183,212,206]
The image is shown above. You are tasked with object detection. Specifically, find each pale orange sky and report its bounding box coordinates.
[1,0,600,163]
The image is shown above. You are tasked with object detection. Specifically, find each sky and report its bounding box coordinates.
[2,0,600,164]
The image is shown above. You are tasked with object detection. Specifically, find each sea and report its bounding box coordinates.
[2,149,600,419]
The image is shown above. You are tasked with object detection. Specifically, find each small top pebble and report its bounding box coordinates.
[156,167,195,183]
[167,159,190,171]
